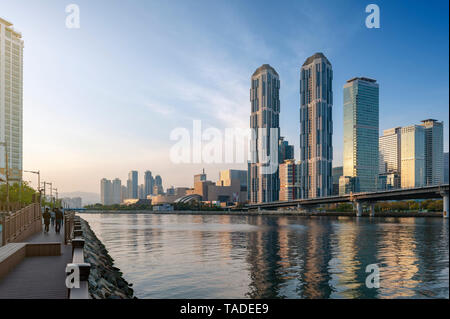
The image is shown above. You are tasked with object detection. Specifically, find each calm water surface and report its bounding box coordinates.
[80,213,449,299]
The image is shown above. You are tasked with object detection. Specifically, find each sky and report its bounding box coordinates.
[1,0,449,195]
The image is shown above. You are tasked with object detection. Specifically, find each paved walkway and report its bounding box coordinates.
[0,221,72,299]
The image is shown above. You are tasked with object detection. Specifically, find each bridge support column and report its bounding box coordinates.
[369,203,376,217]
[441,191,449,219]
[356,201,362,217]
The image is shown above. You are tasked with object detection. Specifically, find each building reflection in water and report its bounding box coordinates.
[79,213,449,299]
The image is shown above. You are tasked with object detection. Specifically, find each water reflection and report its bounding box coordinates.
[80,213,449,299]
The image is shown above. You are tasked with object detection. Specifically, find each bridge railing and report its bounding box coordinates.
[0,203,42,247]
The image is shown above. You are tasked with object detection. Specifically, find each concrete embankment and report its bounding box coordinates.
[83,210,443,217]
[79,218,135,299]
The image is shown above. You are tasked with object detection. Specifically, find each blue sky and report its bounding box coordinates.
[1,0,448,194]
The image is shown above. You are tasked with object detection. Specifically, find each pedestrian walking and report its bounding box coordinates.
[43,208,51,233]
[55,208,63,233]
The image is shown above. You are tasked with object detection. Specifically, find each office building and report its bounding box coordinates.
[332,166,343,195]
[420,119,444,186]
[342,77,379,193]
[249,64,280,203]
[0,18,24,182]
[379,127,402,176]
[401,125,425,188]
[279,159,300,201]
[299,53,333,198]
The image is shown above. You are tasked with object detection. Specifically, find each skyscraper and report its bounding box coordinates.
[100,178,112,205]
[401,125,425,188]
[342,77,379,193]
[127,170,138,199]
[112,178,122,204]
[138,184,145,199]
[0,18,24,183]
[153,175,163,195]
[144,171,154,197]
[444,152,449,184]
[279,137,294,163]
[379,127,402,174]
[249,64,280,203]
[420,119,444,186]
[300,53,333,198]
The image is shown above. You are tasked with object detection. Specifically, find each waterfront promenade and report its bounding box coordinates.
[0,223,71,299]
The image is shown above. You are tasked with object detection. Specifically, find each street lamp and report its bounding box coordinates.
[24,170,40,205]
[53,187,58,208]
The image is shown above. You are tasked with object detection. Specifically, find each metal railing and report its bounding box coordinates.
[66,214,91,299]
[0,203,42,246]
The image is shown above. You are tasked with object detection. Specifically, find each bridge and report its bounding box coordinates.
[245,184,449,217]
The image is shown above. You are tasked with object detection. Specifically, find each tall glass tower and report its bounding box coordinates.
[249,64,280,203]
[342,77,379,193]
[300,53,333,198]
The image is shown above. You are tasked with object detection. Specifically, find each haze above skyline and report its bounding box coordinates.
[1,0,448,194]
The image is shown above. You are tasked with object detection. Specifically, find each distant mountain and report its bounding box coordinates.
[59,192,100,206]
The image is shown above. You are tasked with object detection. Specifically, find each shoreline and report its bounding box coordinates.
[79,218,136,299]
[79,210,444,218]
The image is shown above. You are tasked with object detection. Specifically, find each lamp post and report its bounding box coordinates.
[53,188,58,208]
[24,170,40,204]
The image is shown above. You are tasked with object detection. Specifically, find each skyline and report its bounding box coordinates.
[0,0,448,195]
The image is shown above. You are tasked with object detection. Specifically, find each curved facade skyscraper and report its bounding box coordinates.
[299,53,333,198]
[249,64,280,203]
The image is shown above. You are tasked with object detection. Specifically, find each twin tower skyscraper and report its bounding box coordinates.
[249,53,333,203]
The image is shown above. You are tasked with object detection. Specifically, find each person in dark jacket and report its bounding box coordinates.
[55,208,63,233]
[43,208,51,233]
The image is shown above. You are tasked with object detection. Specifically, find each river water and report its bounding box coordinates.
[79,213,449,299]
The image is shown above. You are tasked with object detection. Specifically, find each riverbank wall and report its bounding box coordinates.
[82,210,443,217]
[79,218,135,299]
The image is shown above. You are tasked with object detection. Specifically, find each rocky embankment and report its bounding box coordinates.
[79,218,136,299]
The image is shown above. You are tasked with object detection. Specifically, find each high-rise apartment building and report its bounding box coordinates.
[401,125,425,188]
[342,77,379,193]
[248,64,280,203]
[127,170,138,199]
[100,178,112,205]
[112,178,121,204]
[0,18,24,182]
[144,171,154,198]
[420,119,444,186]
[279,159,300,201]
[299,53,333,198]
